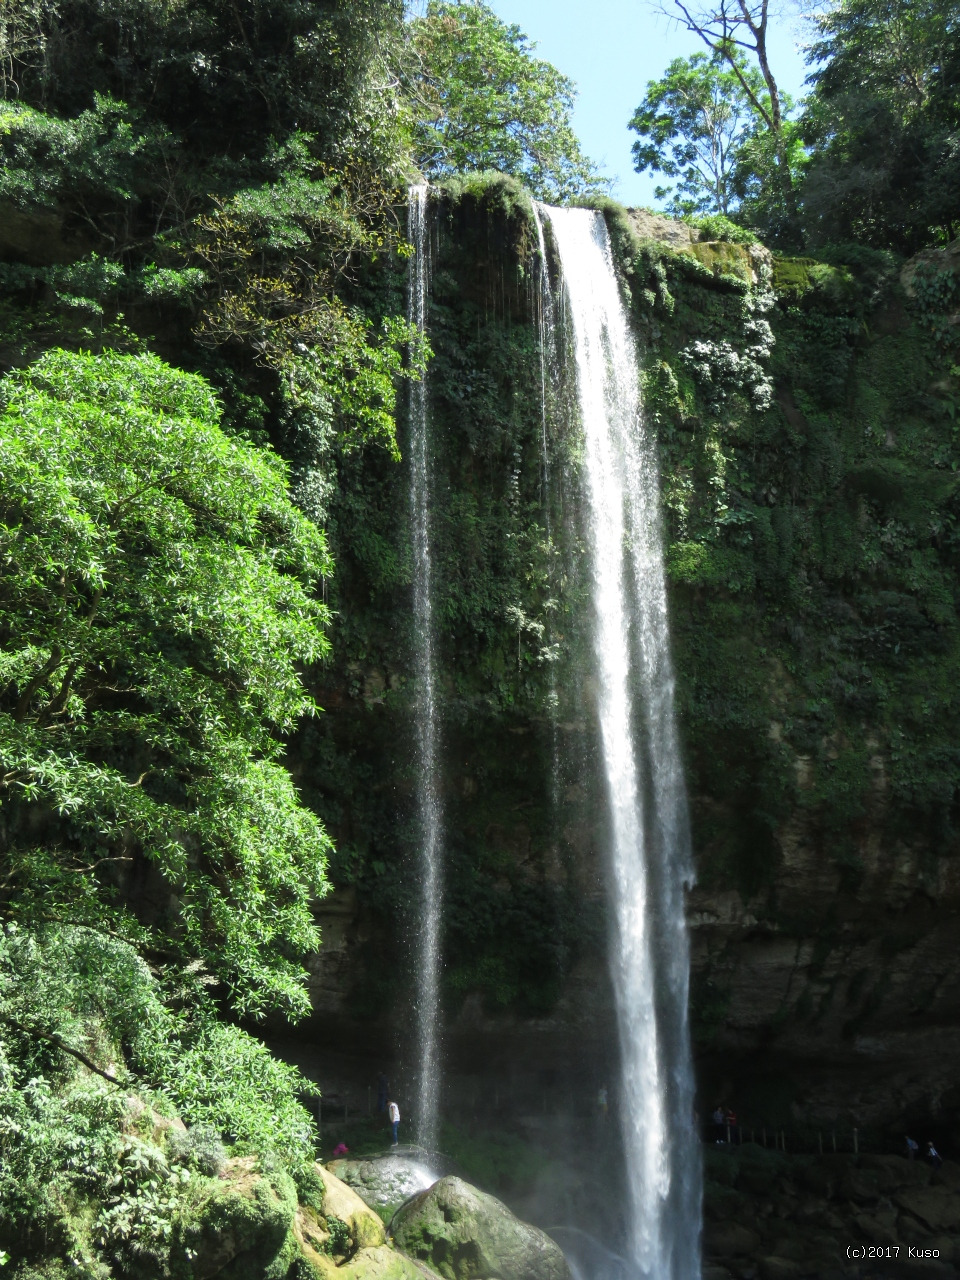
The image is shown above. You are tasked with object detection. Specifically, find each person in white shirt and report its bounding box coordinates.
[388,1099,400,1146]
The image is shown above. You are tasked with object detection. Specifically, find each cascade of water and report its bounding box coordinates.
[531,203,556,522]
[407,184,443,1151]
[542,205,701,1280]
[531,204,562,826]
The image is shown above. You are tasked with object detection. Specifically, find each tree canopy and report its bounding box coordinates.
[801,0,960,250]
[630,50,768,216]
[663,0,800,240]
[0,348,333,1018]
[406,0,603,200]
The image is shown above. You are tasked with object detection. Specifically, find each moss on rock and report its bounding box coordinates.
[313,1163,387,1249]
[390,1177,569,1280]
[187,1157,298,1279]
[686,240,757,283]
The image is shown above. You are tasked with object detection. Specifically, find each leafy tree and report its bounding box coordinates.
[630,50,767,216]
[0,0,422,464]
[0,348,333,1018]
[0,921,318,1268]
[406,0,603,200]
[664,0,801,240]
[0,0,406,172]
[801,0,960,250]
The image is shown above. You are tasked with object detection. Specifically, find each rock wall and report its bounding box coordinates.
[283,181,960,1162]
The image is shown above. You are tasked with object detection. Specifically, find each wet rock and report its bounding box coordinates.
[839,1166,881,1204]
[329,1154,440,1224]
[758,1259,803,1280]
[703,1221,763,1259]
[858,1153,932,1191]
[893,1185,960,1233]
[315,1163,387,1248]
[853,1211,899,1246]
[303,1240,436,1280]
[735,1148,790,1197]
[390,1176,570,1280]
[929,1237,956,1264]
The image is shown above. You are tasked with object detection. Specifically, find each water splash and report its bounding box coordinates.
[407,183,443,1151]
[542,205,701,1280]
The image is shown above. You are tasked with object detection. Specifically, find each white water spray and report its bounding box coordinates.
[542,206,701,1280]
[407,184,443,1151]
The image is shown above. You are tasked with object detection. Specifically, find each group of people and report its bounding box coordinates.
[905,1136,942,1167]
[711,1105,739,1144]
[340,1076,949,1167]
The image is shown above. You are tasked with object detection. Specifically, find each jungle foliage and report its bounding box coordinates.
[0,348,332,1018]
[1,0,960,1264]
[636,0,960,251]
[0,4,602,1268]
[0,920,318,1273]
[802,0,960,251]
[405,0,603,199]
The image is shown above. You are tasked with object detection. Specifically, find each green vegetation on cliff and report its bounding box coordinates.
[1,0,959,1266]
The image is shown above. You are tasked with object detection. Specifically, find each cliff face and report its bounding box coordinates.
[288,181,960,1152]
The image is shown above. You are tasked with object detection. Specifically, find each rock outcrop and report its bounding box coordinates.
[390,1177,570,1280]
[702,1145,959,1278]
[187,1157,298,1279]
[329,1154,441,1223]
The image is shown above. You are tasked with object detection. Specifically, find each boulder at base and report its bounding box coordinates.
[295,1166,433,1280]
[314,1162,388,1249]
[329,1154,441,1223]
[390,1176,570,1280]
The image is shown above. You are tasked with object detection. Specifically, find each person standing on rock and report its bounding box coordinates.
[712,1105,725,1143]
[388,1099,400,1146]
[905,1136,919,1160]
[926,1140,942,1168]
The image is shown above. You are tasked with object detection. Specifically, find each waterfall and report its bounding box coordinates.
[542,206,701,1280]
[531,203,557,527]
[407,183,443,1151]
[531,204,562,825]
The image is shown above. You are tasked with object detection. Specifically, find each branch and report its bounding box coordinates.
[0,1012,130,1086]
[669,0,777,131]
[13,647,63,722]
[38,658,80,725]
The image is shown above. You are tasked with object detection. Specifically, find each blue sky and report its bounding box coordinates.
[484,0,814,207]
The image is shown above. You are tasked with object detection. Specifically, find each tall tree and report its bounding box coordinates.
[0,348,333,1018]
[801,0,960,250]
[630,49,767,216]
[664,0,800,238]
[406,0,603,200]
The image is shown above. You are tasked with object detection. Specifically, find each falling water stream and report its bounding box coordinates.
[531,203,562,822]
[404,188,699,1267]
[407,184,443,1152]
[542,206,701,1280]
